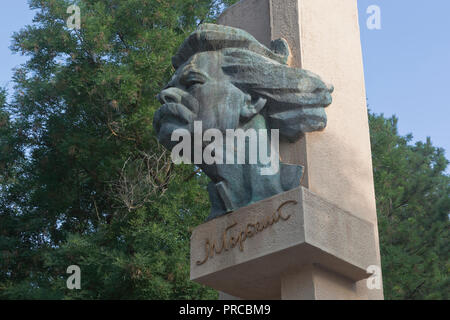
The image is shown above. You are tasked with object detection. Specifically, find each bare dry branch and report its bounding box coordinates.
[109,145,175,212]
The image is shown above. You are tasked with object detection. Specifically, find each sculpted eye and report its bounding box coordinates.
[181,72,207,89]
[185,78,205,89]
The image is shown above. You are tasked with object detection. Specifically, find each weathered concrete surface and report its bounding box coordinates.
[190,187,377,300]
[218,0,383,299]
[281,264,364,300]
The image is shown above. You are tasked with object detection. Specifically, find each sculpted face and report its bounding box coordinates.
[154,51,246,150]
[154,48,334,152]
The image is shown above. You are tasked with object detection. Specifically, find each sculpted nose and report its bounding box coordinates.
[157,88,182,104]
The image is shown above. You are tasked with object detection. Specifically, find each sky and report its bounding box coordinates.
[358,0,450,161]
[0,1,449,166]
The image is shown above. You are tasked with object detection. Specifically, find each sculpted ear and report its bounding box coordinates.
[240,95,267,121]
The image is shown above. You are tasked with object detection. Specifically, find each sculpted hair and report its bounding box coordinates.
[173,24,333,141]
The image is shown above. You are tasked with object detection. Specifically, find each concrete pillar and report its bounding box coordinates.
[217,0,383,299]
[281,265,364,300]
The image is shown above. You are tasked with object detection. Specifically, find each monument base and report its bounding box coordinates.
[190,187,378,300]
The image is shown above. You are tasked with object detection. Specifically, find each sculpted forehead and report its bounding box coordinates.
[172,51,224,83]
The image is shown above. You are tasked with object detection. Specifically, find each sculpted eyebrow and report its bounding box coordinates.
[163,70,208,89]
[181,70,209,81]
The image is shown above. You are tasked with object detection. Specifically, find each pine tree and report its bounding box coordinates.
[370,113,449,300]
[0,0,234,299]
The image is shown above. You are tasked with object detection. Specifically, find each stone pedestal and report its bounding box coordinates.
[191,187,378,300]
[212,0,384,299]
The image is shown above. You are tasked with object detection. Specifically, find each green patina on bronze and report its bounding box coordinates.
[153,24,333,220]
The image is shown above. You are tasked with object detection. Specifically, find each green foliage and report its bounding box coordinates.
[0,0,448,300]
[0,0,229,300]
[370,113,450,300]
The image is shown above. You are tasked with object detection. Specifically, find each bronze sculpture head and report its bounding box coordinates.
[154,24,333,220]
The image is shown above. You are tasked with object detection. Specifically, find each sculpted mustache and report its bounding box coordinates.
[154,103,196,132]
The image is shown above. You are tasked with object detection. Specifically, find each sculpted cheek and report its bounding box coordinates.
[191,82,241,131]
[180,92,200,114]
